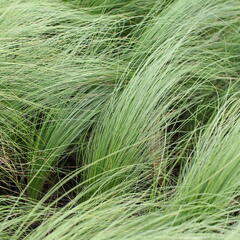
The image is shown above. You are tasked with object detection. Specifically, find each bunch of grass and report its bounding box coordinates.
[1,0,240,239]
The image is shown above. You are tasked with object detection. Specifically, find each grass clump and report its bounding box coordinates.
[1,0,240,239]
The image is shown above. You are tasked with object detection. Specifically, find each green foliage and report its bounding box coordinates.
[1,0,240,239]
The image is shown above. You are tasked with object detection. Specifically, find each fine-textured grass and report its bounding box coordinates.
[1,0,240,239]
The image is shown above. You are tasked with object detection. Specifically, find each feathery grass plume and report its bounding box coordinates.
[1,0,240,239]
[4,102,240,238]
[167,96,240,220]
[84,0,240,198]
[0,182,239,240]
[0,0,135,199]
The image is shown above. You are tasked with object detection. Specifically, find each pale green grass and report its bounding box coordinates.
[0,0,240,239]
